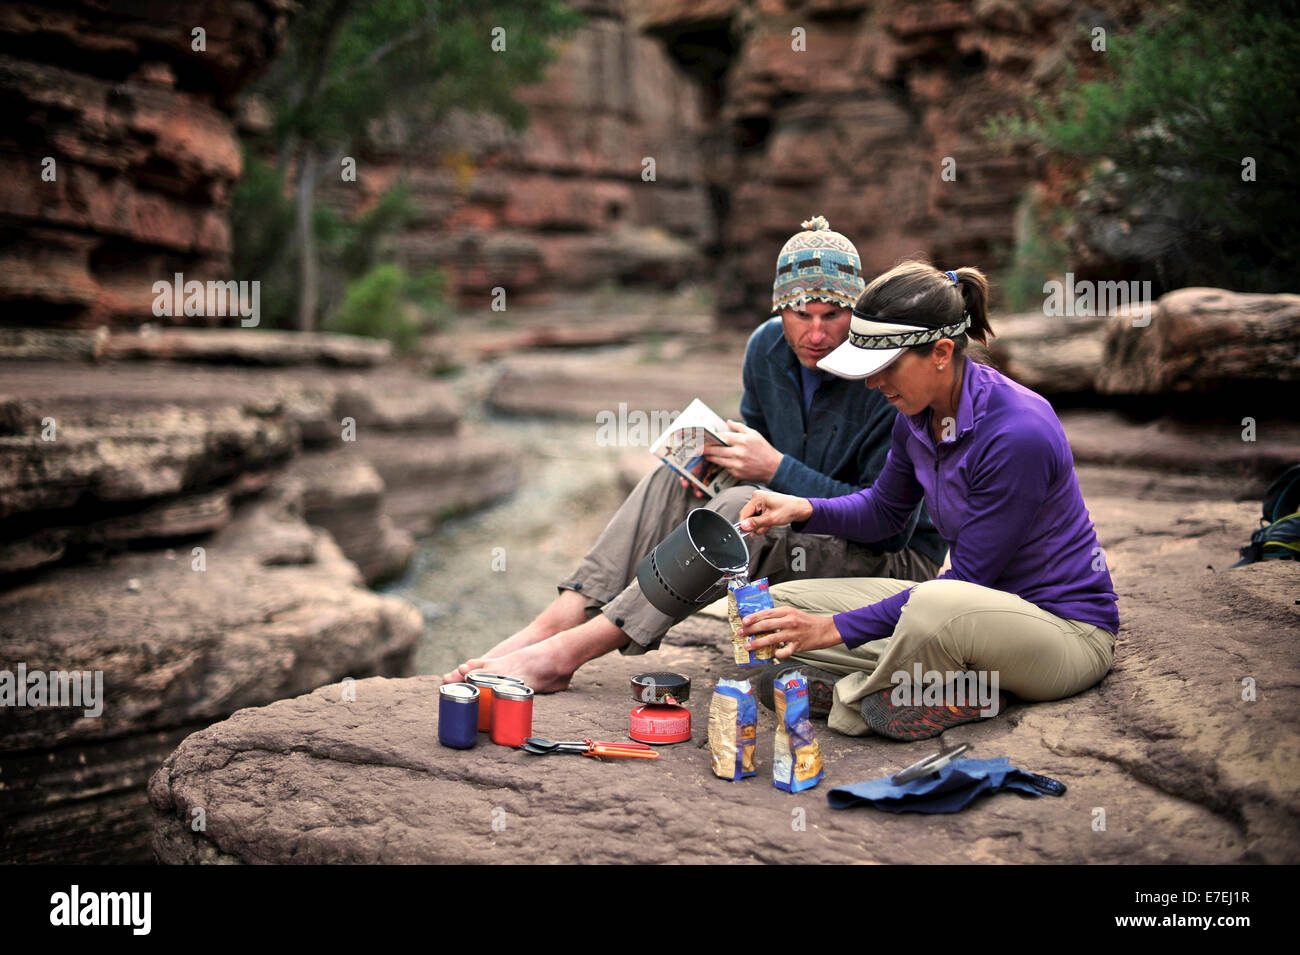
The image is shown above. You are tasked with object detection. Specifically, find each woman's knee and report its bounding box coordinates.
[896,578,977,634]
[768,578,830,612]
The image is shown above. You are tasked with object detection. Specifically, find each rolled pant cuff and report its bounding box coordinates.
[559,580,610,607]
[601,585,683,656]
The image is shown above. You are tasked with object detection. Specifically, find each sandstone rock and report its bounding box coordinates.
[1097,288,1300,395]
[96,329,392,367]
[0,388,296,525]
[1060,411,1300,490]
[643,0,1144,324]
[1073,464,1274,505]
[0,328,106,362]
[0,344,522,864]
[0,359,503,574]
[1,496,420,752]
[429,317,670,362]
[361,434,521,537]
[0,495,423,864]
[145,487,1299,863]
[0,1,291,327]
[275,452,414,586]
[327,373,462,436]
[2,723,202,864]
[486,344,745,421]
[984,310,1108,394]
[355,6,711,307]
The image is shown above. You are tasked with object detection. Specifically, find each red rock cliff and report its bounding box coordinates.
[0,0,290,328]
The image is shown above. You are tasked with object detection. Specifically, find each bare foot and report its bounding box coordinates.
[441,632,558,684]
[451,642,576,694]
[442,614,630,691]
[442,590,590,681]
[477,620,558,660]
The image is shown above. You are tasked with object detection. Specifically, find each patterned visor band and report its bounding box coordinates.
[847,310,972,349]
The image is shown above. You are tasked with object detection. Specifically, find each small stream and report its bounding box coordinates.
[382,367,631,677]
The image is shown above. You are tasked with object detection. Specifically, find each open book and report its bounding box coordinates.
[649,398,740,498]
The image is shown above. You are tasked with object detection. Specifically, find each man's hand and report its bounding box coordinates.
[700,419,784,483]
[739,606,843,661]
[737,489,813,535]
[678,477,705,498]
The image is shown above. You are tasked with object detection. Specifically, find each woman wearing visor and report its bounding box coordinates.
[737,261,1119,741]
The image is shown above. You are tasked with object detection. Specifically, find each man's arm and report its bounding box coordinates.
[796,419,925,542]
[739,331,772,441]
[774,413,921,549]
[768,455,858,499]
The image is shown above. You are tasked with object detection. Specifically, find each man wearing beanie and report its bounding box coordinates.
[443,217,945,694]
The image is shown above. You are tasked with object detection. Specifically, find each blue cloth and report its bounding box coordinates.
[740,318,945,565]
[826,757,1066,813]
[796,357,1120,647]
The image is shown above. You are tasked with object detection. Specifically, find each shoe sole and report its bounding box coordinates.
[861,689,1006,741]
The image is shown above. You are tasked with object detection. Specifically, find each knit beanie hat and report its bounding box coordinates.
[771,215,865,316]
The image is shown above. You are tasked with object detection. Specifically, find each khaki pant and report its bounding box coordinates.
[563,465,942,654]
[770,576,1117,736]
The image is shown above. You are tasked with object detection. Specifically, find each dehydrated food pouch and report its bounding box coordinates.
[773,670,824,793]
[708,678,757,780]
[727,577,776,666]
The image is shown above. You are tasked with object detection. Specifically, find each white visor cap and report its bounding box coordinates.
[815,316,918,380]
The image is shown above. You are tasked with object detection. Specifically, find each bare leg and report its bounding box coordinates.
[441,589,590,683]
[442,614,630,693]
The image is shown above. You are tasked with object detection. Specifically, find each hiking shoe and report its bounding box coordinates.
[860,687,1008,741]
[756,665,839,720]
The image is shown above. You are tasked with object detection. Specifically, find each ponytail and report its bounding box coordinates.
[855,261,996,358]
[950,267,994,346]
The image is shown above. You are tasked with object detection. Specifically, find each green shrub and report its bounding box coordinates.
[985,0,1300,291]
[322,263,446,353]
[1000,192,1072,312]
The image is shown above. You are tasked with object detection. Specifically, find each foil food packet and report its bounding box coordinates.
[708,678,757,780]
[773,670,824,793]
[727,577,776,666]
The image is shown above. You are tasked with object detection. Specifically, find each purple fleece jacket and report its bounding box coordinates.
[795,358,1120,648]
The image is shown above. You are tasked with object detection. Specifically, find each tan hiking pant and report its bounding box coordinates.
[769,576,1117,736]
[562,465,943,654]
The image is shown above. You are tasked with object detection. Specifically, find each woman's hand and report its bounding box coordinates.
[739,606,843,661]
[736,489,813,535]
[700,420,784,483]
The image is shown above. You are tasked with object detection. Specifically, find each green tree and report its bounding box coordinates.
[986,0,1300,291]
[243,0,579,332]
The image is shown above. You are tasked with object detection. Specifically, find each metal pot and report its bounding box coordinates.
[635,508,749,616]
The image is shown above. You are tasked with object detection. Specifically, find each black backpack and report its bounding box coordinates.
[1232,464,1300,567]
